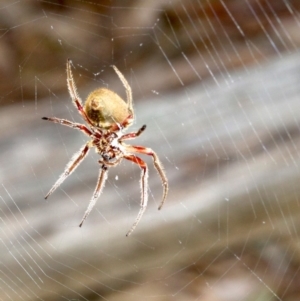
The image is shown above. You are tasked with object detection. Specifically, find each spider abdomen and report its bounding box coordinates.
[84,88,130,129]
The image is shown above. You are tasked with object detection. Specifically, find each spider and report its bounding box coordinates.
[42,59,168,236]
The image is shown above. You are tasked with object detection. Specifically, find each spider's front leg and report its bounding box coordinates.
[124,145,168,210]
[124,154,148,236]
[45,142,90,199]
[79,165,108,227]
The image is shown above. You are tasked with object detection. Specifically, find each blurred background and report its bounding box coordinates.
[1,0,300,300]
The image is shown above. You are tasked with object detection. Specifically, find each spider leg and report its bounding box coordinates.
[66,59,94,126]
[79,165,108,227]
[45,142,90,199]
[112,65,134,129]
[120,125,146,141]
[124,145,168,210]
[124,154,148,237]
[66,59,83,108]
[112,65,133,115]
[42,117,93,136]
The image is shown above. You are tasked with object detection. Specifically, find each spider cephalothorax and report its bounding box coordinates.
[43,59,168,236]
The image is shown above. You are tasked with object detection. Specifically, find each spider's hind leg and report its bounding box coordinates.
[112,65,133,115]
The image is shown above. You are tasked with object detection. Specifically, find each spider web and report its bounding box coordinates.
[1,0,300,300]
